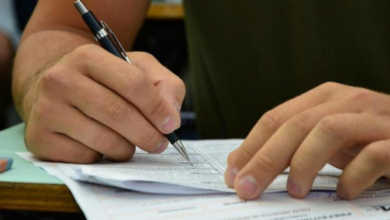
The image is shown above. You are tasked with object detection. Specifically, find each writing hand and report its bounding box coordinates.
[225,82,390,200]
[24,45,185,163]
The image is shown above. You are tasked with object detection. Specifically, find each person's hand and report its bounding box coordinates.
[224,82,390,200]
[23,44,185,163]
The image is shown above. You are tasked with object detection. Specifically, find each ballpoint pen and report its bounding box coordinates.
[74,0,192,166]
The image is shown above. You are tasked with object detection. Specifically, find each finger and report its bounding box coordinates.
[65,45,180,134]
[225,83,347,182]
[129,52,186,101]
[327,151,354,170]
[227,85,387,176]
[337,139,390,199]
[25,124,102,164]
[48,104,136,162]
[288,113,390,198]
[69,74,169,154]
[226,96,354,190]
[129,52,186,123]
[232,101,389,199]
[41,68,169,154]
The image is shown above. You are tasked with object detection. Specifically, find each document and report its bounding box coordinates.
[18,139,390,195]
[18,139,390,220]
[17,158,390,220]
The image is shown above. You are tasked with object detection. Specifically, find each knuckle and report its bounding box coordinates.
[125,68,145,96]
[228,147,254,167]
[99,134,131,161]
[317,116,343,140]
[25,126,41,153]
[172,77,186,100]
[41,67,67,89]
[227,150,241,166]
[136,52,157,63]
[71,44,98,61]
[106,100,129,122]
[252,152,276,172]
[238,145,256,160]
[341,168,361,190]
[77,150,102,164]
[33,99,53,119]
[286,114,311,134]
[346,88,376,104]
[316,82,341,95]
[141,131,162,152]
[149,96,165,117]
[289,158,308,175]
[259,110,283,132]
[94,130,119,150]
[365,144,390,165]
[319,81,340,90]
[171,75,185,89]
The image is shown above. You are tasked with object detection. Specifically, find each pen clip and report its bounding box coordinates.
[100,21,132,64]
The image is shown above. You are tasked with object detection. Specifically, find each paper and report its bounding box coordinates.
[22,161,390,220]
[18,139,390,194]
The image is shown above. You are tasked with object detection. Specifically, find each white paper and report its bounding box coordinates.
[19,157,390,220]
[18,139,390,194]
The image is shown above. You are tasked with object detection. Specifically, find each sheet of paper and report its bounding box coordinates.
[22,158,390,220]
[17,139,390,194]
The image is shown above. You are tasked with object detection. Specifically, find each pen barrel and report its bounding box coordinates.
[98,37,124,59]
[82,11,101,36]
[82,12,124,60]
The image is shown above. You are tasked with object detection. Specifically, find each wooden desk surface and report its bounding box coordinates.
[0,182,80,213]
[0,124,80,213]
[147,3,184,19]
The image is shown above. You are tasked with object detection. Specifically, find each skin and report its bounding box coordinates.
[225,82,390,200]
[13,0,185,163]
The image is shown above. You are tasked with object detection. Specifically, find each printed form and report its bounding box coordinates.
[19,140,390,194]
[19,159,390,220]
[18,139,390,220]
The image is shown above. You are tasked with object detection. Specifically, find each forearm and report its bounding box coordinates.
[12,29,94,122]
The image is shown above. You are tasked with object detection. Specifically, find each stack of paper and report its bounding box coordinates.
[19,140,390,220]
[19,140,390,195]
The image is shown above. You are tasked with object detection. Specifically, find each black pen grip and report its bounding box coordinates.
[166,133,179,144]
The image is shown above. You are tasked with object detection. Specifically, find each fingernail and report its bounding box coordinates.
[162,115,178,133]
[154,139,169,154]
[287,178,302,196]
[226,168,239,187]
[173,102,181,113]
[238,175,258,197]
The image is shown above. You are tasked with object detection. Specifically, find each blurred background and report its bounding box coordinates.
[0,0,197,139]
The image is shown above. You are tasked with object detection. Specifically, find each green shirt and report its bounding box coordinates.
[183,0,390,138]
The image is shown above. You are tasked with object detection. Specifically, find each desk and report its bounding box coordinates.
[0,124,81,213]
[147,3,184,20]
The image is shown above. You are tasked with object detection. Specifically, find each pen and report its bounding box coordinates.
[74,0,192,166]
